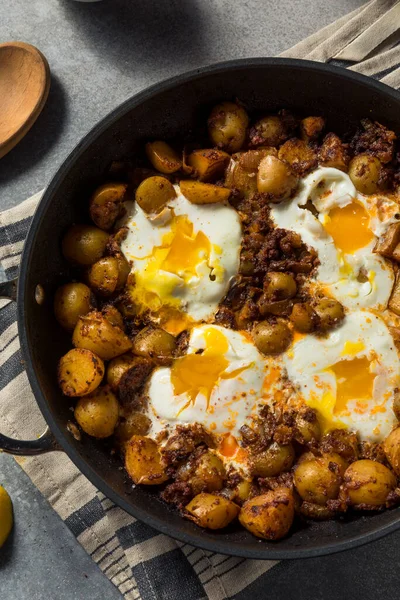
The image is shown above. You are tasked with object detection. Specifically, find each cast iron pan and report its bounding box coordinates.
[1,58,400,559]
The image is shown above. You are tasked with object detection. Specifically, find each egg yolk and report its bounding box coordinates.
[323,201,374,253]
[171,328,250,413]
[129,215,223,314]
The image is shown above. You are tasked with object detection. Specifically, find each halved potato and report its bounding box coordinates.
[145,141,182,174]
[187,149,229,181]
[73,311,132,360]
[239,487,294,540]
[58,348,104,397]
[179,180,231,204]
[125,435,168,485]
[374,222,400,258]
[89,183,127,230]
[185,493,239,529]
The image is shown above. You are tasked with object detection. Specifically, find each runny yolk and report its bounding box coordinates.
[171,328,250,413]
[330,356,376,414]
[161,215,212,279]
[323,201,374,254]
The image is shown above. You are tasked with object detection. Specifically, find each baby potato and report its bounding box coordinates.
[250,115,288,147]
[290,303,317,333]
[239,487,294,540]
[314,298,345,331]
[251,442,295,477]
[384,428,400,475]
[89,182,127,230]
[115,252,131,290]
[252,319,292,355]
[125,435,168,485]
[135,176,176,214]
[102,305,124,330]
[73,311,132,360]
[179,180,231,204]
[187,149,230,181]
[58,348,104,397]
[186,493,240,530]
[145,141,182,174]
[343,460,396,507]
[54,282,92,330]
[225,159,258,198]
[75,386,119,438]
[115,411,151,442]
[257,156,298,199]
[348,154,382,195]
[300,116,325,141]
[62,225,109,267]
[87,256,119,296]
[264,271,297,301]
[208,101,249,152]
[106,353,139,389]
[294,453,346,506]
[278,139,317,175]
[133,326,176,364]
[177,451,226,495]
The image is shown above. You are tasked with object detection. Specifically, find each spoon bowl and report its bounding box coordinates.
[0,41,50,159]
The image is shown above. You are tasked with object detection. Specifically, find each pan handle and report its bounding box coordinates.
[0,277,62,455]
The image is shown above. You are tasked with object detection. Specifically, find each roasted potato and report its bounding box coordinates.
[225,159,258,198]
[314,298,345,331]
[107,352,140,389]
[145,141,182,174]
[135,176,176,214]
[374,222,400,258]
[87,256,119,296]
[278,139,317,175]
[208,101,249,152]
[115,253,131,290]
[102,305,124,330]
[54,282,92,330]
[251,442,295,477]
[125,435,168,485]
[290,303,317,333]
[238,147,278,170]
[73,311,132,360]
[383,428,400,475]
[239,488,294,540]
[176,451,225,495]
[115,411,151,442]
[348,154,382,194]
[62,225,109,267]
[252,320,292,355]
[294,453,346,505]
[257,156,298,199]
[186,493,240,530]
[318,133,348,171]
[89,183,127,230]
[295,407,321,444]
[58,348,104,397]
[179,180,231,204]
[75,386,119,438]
[320,428,359,462]
[342,460,396,507]
[132,325,176,365]
[187,149,230,181]
[250,115,288,147]
[300,116,325,141]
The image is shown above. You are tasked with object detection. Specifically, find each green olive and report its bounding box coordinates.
[133,326,176,365]
[250,116,287,147]
[343,460,396,507]
[383,428,400,475]
[251,442,295,477]
[252,319,292,355]
[290,303,317,333]
[314,298,345,331]
[54,282,92,330]
[257,156,298,199]
[208,101,249,152]
[348,154,382,195]
[264,272,297,300]
[135,176,176,214]
[62,225,109,267]
[295,408,321,444]
[294,453,346,505]
[87,256,119,296]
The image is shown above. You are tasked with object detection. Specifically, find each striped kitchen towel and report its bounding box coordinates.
[1,1,399,598]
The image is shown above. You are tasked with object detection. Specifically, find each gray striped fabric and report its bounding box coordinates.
[1,2,399,598]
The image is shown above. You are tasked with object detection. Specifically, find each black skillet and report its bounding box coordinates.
[1,58,400,559]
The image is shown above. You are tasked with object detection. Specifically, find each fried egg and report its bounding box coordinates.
[271,167,399,310]
[146,325,269,438]
[284,311,400,442]
[120,186,242,332]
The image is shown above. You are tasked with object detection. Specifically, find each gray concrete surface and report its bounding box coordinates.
[0,1,382,599]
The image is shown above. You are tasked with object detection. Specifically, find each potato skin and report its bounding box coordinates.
[348,154,382,194]
[343,460,396,507]
[186,493,240,529]
[75,386,119,438]
[239,488,294,540]
[257,156,298,199]
[176,451,226,495]
[62,225,109,266]
[135,176,176,214]
[125,435,168,485]
[73,311,132,360]
[106,353,145,390]
[251,442,295,477]
[208,101,249,152]
[383,428,400,475]
[115,411,151,443]
[58,348,104,397]
[54,283,92,330]
[294,453,346,505]
[87,256,120,296]
[132,326,176,365]
[145,141,182,174]
[89,182,127,230]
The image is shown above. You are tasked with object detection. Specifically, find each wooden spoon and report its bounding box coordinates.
[0,41,50,159]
